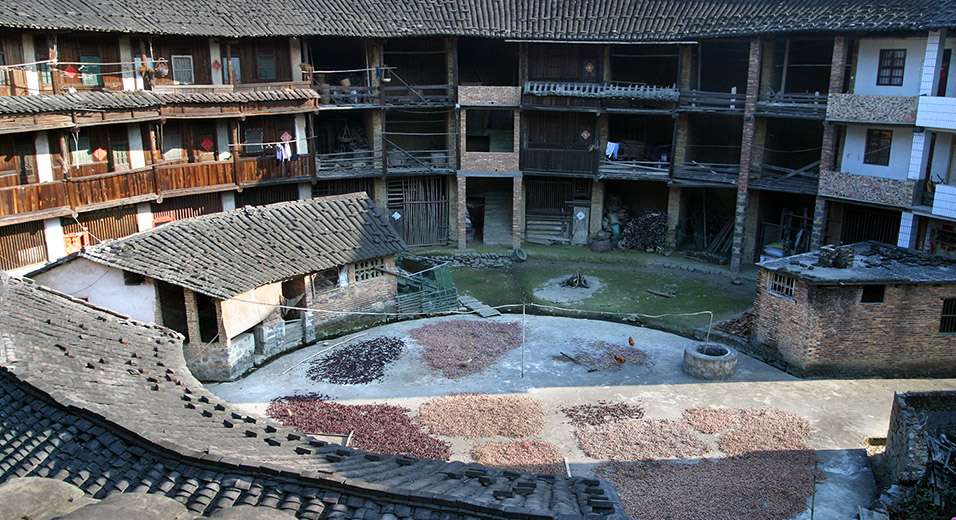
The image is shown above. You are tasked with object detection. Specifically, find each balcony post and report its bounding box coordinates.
[230,121,241,187]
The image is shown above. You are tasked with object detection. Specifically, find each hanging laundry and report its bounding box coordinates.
[275,143,284,162]
[605,141,620,159]
[282,142,293,162]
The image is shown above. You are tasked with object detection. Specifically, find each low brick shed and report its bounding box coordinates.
[753,242,956,376]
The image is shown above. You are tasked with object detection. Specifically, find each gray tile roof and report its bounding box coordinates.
[0,0,953,39]
[77,193,406,300]
[758,241,956,285]
[0,89,319,115]
[0,275,630,519]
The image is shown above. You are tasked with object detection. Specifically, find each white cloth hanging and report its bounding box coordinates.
[282,142,293,162]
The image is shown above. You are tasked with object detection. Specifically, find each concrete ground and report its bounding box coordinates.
[208,314,956,520]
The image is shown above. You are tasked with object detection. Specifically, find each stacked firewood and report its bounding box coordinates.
[619,211,667,250]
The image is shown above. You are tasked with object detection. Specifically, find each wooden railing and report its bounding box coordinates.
[385,149,455,173]
[520,148,597,175]
[0,181,70,218]
[155,161,234,192]
[316,151,381,176]
[318,85,379,106]
[749,161,820,194]
[237,156,311,185]
[68,167,157,209]
[383,84,454,104]
[598,158,670,179]
[678,90,747,112]
[672,162,739,184]
[756,92,827,119]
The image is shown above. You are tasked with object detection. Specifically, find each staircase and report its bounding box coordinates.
[482,192,512,246]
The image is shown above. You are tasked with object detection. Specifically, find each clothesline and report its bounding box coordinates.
[308,66,395,74]
[0,58,57,70]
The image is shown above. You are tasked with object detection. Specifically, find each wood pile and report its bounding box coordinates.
[618,211,667,251]
[560,272,589,288]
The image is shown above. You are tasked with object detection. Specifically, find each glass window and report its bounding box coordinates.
[877,49,906,86]
[864,129,892,166]
[243,127,264,154]
[80,56,103,87]
[257,55,276,80]
[71,136,93,165]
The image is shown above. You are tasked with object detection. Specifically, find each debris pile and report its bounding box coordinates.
[307,336,405,384]
[410,320,519,379]
[560,272,589,288]
[417,394,545,438]
[557,340,650,372]
[267,393,451,460]
[471,440,565,475]
[561,401,645,427]
[714,311,753,339]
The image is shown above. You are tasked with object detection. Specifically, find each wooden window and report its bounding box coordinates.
[861,285,885,304]
[941,298,956,333]
[71,136,94,166]
[80,55,103,87]
[354,258,384,281]
[243,126,264,154]
[162,130,182,161]
[864,129,892,166]
[877,49,906,86]
[0,220,47,270]
[310,268,339,296]
[256,42,276,80]
[0,47,7,86]
[171,55,195,85]
[766,272,795,299]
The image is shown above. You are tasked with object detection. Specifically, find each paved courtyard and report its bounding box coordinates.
[208,314,956,519]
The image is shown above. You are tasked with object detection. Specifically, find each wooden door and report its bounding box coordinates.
[387,176,448,246]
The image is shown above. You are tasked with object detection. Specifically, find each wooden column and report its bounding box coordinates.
[230,120,242,187]
[48,34,61,95]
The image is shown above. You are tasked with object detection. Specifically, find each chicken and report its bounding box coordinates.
[614,355,627,364]
[628,336,635,346]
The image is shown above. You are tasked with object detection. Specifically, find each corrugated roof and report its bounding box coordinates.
[79,193,408,299]
[0,0,953,39]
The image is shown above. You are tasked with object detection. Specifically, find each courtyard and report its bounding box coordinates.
[208,311,956,519]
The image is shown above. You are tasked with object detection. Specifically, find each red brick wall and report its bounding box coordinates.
[754,267,956,375]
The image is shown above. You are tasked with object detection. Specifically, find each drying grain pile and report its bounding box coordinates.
[417,393,545,437]
[409,320,520,379]
[589,407,818,520]
[471,440,565,475]
[561,401,645,427]
[596,451,820,520]
[562,340,649,372]
[267,393,451,460]
[307,336,405,384]
[576,419,709,460]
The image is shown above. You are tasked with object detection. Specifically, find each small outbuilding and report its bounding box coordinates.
[29,192,407,381]
[753,242,956,377]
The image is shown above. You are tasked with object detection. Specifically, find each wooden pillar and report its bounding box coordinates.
[811,36,849,249]
[48,34,61,95]
[230,121,241,186]
[730,38,763,272]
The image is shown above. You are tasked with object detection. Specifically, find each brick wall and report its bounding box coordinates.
[754,268,956,376]
[459,107,520,172]
[306,254,398,338]
[458,86,521,105]
[818,170,917,207]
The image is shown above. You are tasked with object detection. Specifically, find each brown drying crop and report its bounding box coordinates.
[409,320,520,379]
[267,393,451,460]
[471,440,565,475]
[575,419,709,461]
[417,393,545,438]
[561,401,645,427]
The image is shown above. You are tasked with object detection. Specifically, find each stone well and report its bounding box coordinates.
[682,343,738,380]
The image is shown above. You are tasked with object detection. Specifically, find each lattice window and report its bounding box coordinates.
[354,258,384,282]
[766,272,795,299]
[941,298,956,333]
[864,129,892,166]
[877,49,906,86]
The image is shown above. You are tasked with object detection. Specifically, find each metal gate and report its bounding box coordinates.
[387,176,448,246]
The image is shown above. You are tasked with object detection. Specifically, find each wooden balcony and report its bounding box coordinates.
[318,85,379,107]
[672,162,739,185]
[237,156,311,186]
[0,182,71,223]
[756,92,827,120]
[386,149,455,175]
[155,161,235,194]
[520,148,597,176]
[383,84,454,105]
[67,168,158,210]
[678,91,746,113]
